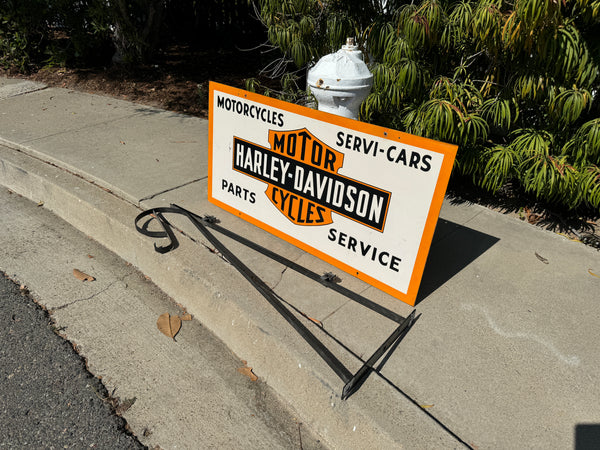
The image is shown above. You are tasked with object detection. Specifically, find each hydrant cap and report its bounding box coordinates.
[307,44,373,90]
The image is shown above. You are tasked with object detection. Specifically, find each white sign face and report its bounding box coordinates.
[208,82,457,306]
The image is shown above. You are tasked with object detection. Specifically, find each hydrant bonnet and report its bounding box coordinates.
[307,38,373,120]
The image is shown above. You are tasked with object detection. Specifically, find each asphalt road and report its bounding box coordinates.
[0,272,144,449]
[0,185,326,449]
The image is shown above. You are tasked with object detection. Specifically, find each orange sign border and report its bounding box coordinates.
[208,81,457,306]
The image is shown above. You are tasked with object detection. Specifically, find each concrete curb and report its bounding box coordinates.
[0,141,465,448]
[0,79,47,100]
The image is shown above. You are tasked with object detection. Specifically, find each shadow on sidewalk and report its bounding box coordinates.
[575,424,600,450]
[416,218,499,305]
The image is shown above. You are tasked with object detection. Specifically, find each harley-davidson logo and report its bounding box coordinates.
[233,128,391,231]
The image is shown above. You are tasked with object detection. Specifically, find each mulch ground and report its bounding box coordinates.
[2,45,274,118]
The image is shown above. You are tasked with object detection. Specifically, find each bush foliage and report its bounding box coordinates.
[0,0,112,69]
[252,0,600,211]
[0,0,264,67]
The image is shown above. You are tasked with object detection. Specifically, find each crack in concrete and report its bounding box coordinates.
[51,273,134,311]
[18,113,142,146]
[270,266,288,291]
[0,81,48,100]
[51,281,116,311]
[138,176,207,202]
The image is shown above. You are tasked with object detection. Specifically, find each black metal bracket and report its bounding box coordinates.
[135,204,417,400]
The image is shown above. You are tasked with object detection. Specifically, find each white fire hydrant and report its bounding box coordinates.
[307,38,373,120]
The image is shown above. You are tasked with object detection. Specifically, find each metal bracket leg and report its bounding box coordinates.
[135,205,417,400]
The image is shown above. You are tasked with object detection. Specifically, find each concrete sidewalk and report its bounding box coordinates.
[1,77,599,449]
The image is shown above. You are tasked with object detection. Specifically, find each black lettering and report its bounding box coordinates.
[296,197,305,223]
[217,96,225,108]
[409,151,420,169]
[323,149,336,171]
[348,236,357,252]
[316,205,326,223]
[311,141,323,166]
[279,190,290,210]
[287,133,297,157]
[243,103,249,116]
[222,179,255,203]
[421,154,432,172]
[287,194,297,220]
[273,133,285,153]
[328,228,337,242]
[370,246,378,261]
[345,133,352,149]
[306,202,317,223]
[386,146,396,162]
[378,251,390,266]
[353,136,361,152]
[336,131,344,147]
[395,148,407,165]
[329,229,402,272]
[298,130,311,160]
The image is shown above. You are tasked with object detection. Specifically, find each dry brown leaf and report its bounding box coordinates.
[589,269,600,278]
[237,366,258,382]
[115,397,136,415]
[37,201,44,207]
[73,268,95,281]
[156,313,181,340]
[420,404,434,409]
[180,313,193,321]
[308,316,323,327]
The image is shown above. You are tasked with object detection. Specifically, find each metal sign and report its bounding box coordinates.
[208,82,457,306]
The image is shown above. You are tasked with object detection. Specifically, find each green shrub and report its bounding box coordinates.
[251,0,600,211]
[0,0,49,69]
[0,0,113,69]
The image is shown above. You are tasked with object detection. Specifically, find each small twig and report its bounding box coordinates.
[535,252,549,264]
[297,422,303,450]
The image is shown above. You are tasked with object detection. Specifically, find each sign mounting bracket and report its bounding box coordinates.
[135,204,417,399]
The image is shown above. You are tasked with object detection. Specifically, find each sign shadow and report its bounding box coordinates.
[575,424,600,450]
[416,218,499,305]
